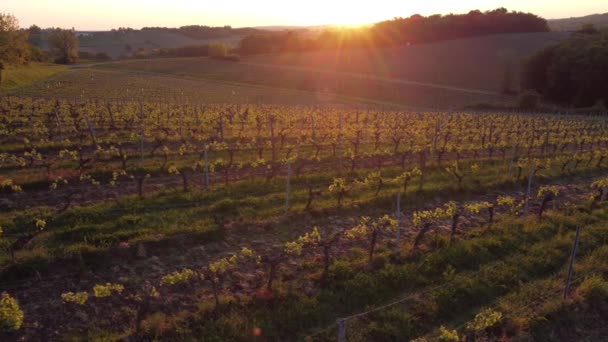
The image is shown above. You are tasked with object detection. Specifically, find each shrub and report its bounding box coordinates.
[93,283,125,298]
[61,291,89,305]
[466,308,502,332]
[0,292,24,331]
[161,269,197,285]
[438,326,460,341]
[326,260,356,282]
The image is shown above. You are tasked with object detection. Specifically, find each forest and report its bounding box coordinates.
[521,26,608,108]
[238,8,549,54]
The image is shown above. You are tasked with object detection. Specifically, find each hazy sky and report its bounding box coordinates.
[4,0,607,30]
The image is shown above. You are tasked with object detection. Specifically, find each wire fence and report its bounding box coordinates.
[0,179,602,341]
[304,228,590,342]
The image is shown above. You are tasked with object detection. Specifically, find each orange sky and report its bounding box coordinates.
[4,0,607,30]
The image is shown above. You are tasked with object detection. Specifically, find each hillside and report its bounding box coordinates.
[0,63,67,91]
[29,30,247,59]
[549,13,608,31]
[77,29,244,59]
[76,32,571,109]
[16,31,570,109]
[243,32,570,93]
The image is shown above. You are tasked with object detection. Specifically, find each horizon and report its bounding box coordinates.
[4,0,607,31]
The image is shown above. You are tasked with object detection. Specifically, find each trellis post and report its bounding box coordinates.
[564,226,581,299]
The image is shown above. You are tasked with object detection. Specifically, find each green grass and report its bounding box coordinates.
[0,150,606,339]
[125,205,608,341]
[0,63,68,91]
[1,154,604,276]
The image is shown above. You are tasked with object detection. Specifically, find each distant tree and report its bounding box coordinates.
[577,23,599,35]
[0,13,31,65]
[29,46,49,62]
[522,28,608,107]
[28,25,42,34]
[208,43,228,58]
[239,34,275,55]
[238,8,549,55]
[48,28,79,64]
[141,25,261,40]
[158,45,209,58]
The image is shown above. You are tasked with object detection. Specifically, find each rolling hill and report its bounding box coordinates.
[76,29,244,59]
[78,31,571,108]
[548,13,608,31]
[243,32,570,93]
[18,31,571,109]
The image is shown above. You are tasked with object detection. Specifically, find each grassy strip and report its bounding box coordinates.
[1,63,68,91]
[419,224,608,341]
[0,157,602,273]
[105,205,606,340]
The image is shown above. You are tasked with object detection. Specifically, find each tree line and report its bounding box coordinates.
[141,25,261,39]
[0,13,79,66]
[238,8,549,55]
[521,25,608,108]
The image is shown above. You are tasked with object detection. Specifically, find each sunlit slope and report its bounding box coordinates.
[94,57,513,109]
[244,32,570,92]
[0,63,68,91]
[549,13,608,31]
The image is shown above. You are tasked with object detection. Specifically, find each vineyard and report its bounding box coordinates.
[1,95,608,340]
[10,68,370,106]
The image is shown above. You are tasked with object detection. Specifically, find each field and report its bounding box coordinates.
[244,32,570,92]
[8,33,573,110]
[79,30,245,59]
[31,30,245,59]
[0,28,607,341]
[36,32,567,109]
[1,93,608,340]
[0,63,68,92]
[9,60,501,109]
[8,67,377,106]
